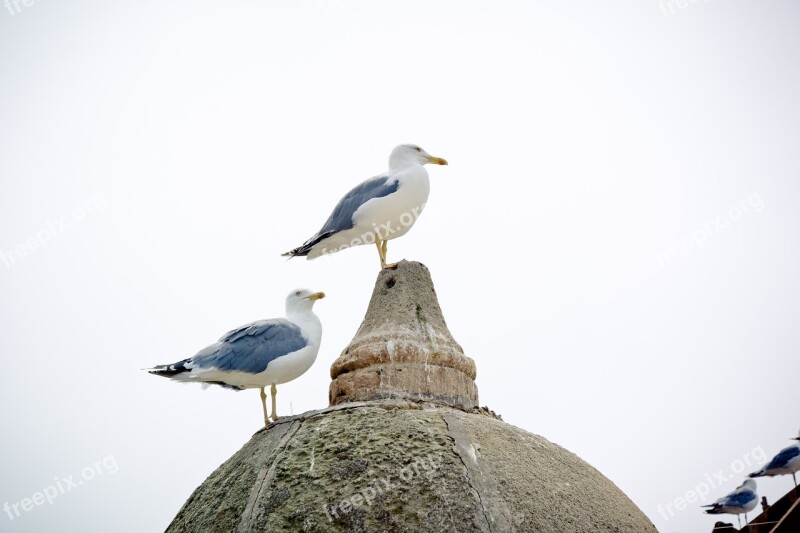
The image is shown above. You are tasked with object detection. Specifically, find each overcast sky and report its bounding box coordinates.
[1,1,799,532]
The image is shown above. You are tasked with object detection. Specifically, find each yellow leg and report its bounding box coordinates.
[380,239,396,269]
[270,383,279,422]
[260,387,269,427]
[374,238,396,269]
[375,239,384,267]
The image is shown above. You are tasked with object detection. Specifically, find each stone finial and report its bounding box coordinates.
[329,260,479,410]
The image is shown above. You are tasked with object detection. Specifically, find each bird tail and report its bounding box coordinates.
[748,469,764,478]
[281,231,335,259]
[702,504,722,514]
[146,361,243,391]
[281,246,308,258]
[146,358,192,378]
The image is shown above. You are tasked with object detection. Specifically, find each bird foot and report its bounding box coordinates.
[381,262,398,270]
[263,416,282,428]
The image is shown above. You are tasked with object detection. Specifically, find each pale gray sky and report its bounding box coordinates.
[1,1,799,532]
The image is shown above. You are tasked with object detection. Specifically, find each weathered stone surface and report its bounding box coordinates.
[165,402,656,532]
[330,261,479,410]
[330,363,478,410]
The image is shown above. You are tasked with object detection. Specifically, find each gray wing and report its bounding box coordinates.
[191,319,308,374]
[284,175,400,256]
[767,445,800,470]
[724,489,756,508]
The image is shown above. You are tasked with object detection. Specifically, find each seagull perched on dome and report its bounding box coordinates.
[749,430,800,488]
[702,479,758,529]
[282,144,447,269]
[147,289,324,426]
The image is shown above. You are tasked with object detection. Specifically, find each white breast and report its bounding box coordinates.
[352,165,430,241]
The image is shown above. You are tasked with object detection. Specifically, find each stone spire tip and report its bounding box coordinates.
[329,260,479,410]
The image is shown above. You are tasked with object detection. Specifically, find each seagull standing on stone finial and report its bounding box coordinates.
[749,430,800,487]
[147,289,325,426]
[702,479,758,529]
[282,144,447,269]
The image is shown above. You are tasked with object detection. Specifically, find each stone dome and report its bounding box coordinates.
[166,262,656,532]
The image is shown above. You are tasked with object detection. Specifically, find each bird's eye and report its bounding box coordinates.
[414,147,421,152]
[295,291,301,296]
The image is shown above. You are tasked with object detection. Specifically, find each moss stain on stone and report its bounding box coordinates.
[166,403,656,533]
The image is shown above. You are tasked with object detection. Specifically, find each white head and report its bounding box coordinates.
[285,288,325,315]
[388,144,448,170]
[739,479,757,491]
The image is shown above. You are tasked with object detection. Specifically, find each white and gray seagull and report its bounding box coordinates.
[147,288,325,426]
[749,430,800,488]
[702,479,758,529]
[282,144,447,269]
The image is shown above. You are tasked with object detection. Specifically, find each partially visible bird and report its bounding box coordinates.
[147,289,325,426]
[749,430,800,488]
[282,144,448,269]
[702,479,758,529]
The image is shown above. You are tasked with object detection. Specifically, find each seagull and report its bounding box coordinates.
[282,144,448,269]
[749,430,800,487]
[702,479,758,528]
[147,289,324,426]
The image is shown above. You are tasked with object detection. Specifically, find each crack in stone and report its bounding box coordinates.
[237,419,303,532]
[441,413,493,533]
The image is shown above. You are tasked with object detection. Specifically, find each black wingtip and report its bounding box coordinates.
[148,368,179,378]
[283,231,335,259]
[147,359,191,378]
[281,247,307,258]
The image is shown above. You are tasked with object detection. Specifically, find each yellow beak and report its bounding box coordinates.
[426,156,448,166]
[305,291,326,301]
